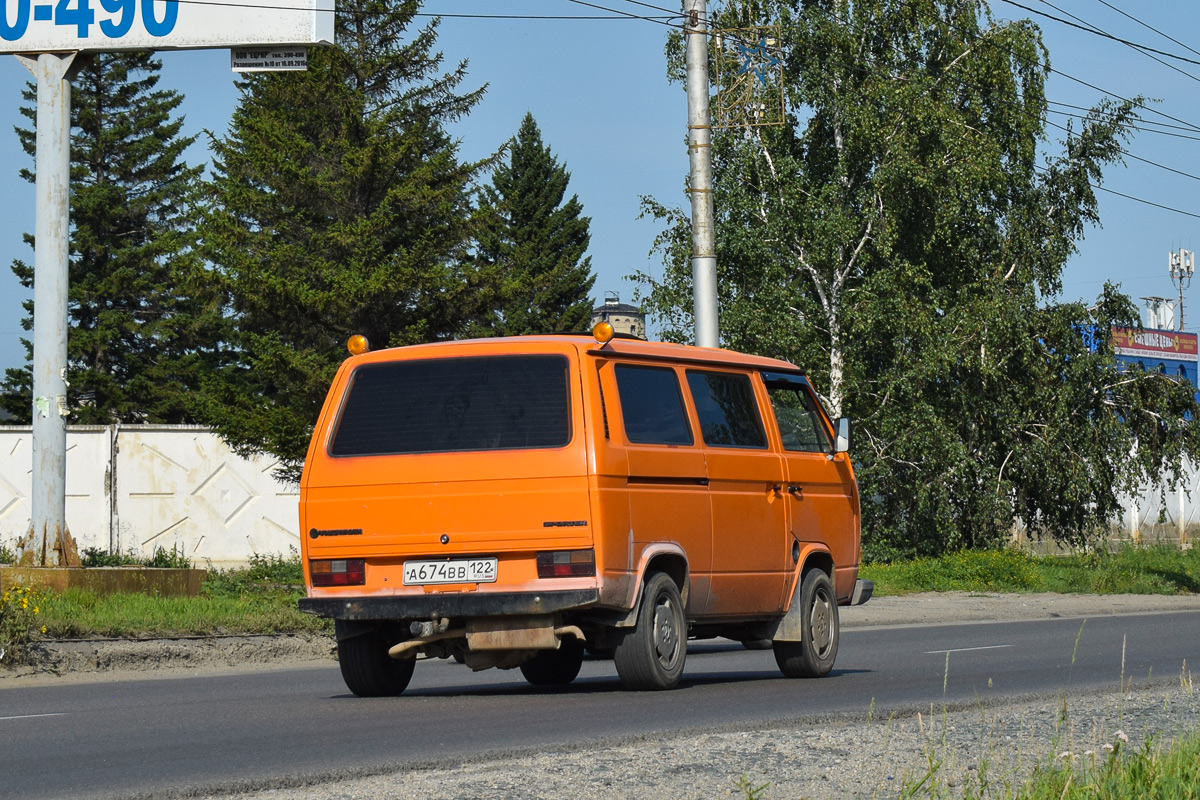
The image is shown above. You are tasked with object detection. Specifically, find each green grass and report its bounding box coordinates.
[14,550,329,641]
[892,731,1200,800]
[861,545,1200,596]
[35,588,328,638]
[1001,734,1200,800]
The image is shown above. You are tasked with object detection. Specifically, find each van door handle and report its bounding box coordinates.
[787,485,803,498]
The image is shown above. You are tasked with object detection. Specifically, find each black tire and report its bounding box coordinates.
[773,569,839,678]
[336,622,415,697]
[519,637,586,686]
[613,571,687,690]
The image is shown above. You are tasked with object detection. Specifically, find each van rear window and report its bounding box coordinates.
[330,355,571,456]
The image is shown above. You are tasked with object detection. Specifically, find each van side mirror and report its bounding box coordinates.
[834,418,851,453]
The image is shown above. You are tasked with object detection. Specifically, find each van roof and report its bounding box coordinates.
[346,334,805,374]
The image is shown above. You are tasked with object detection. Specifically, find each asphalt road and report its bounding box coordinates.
[2,610,1198,800]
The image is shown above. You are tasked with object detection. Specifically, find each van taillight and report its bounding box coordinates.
[536,549,596,579]
[310,559,366,586]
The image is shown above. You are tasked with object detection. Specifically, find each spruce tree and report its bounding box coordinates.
[0,52,216,424]
[195,0,487,478]
[474,112,595,335]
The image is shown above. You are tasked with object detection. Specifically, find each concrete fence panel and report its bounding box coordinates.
[1,425,299,568]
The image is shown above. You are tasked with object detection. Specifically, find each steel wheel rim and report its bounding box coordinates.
[652,593,681,668]
[809,586,834,657]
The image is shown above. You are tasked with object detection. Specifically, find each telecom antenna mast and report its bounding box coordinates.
[1169,248,1194,332]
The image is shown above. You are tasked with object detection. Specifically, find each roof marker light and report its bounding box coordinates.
[592,321,614,345]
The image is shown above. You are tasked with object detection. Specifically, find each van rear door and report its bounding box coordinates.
[302,349,592,586]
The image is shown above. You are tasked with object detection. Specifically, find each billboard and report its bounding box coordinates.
[1112,327,1199,362]
[0,0,334,53]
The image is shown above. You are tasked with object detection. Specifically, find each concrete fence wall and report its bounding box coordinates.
[0,425,299,568]
[1,426,1195,566]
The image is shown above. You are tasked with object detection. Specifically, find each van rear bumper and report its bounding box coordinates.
[299,589,600,620]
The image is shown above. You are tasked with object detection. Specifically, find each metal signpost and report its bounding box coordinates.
[2,0,334,565]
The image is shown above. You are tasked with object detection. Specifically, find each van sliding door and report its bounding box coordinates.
[685,369,788,617]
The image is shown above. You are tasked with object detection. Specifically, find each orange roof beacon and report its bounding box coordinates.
[298,327,871,696]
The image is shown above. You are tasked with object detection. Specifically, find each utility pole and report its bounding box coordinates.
[684,0,719,348]
[15,52,81,567]
[1169,248,1194,332]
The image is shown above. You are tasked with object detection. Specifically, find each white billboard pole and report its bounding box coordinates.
[15,52,79,565]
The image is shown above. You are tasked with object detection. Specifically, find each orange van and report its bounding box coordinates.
[298,327,871,695]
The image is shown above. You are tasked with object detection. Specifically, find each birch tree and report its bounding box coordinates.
[638,0,1200,554]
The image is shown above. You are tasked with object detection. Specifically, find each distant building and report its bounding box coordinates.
[1111,327,1197,385]
[591,292,647,340]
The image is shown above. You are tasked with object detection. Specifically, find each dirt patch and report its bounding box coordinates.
[1,632,335,685]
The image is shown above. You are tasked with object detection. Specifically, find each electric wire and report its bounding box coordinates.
[1047,108,1200,143]
[38,0,1196,221]
[1047,101,1200,135]
[1042,118,1200,184]
[995,0,1200,72]
[1093,0,1200,60]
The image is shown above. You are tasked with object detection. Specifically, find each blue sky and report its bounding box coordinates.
[2,0,1200,376]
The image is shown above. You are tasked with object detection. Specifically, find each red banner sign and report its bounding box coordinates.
[1112,328,1199,362]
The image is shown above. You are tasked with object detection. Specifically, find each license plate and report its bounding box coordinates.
[402,558,498,586]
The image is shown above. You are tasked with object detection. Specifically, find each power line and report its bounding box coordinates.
[560,0,680,29]
[1093,0,1200,61]
[1032,0,1200,86]
[803,4,1200,220]
[994,0,1200,75]
[1047,108,1200,143]
[1047,101,1200,134]
[981,15,1200,134]
[1043,118,1200,184]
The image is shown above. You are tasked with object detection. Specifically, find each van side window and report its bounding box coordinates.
[765,384,831,453]
[685,371,767,449]
[614,364,694,445]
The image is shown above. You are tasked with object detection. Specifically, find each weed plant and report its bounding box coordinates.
[202,549,303,597]
[0,544,14,565]
[862,545,1200,596]
[80,544,193,569]
[0,585,45,664]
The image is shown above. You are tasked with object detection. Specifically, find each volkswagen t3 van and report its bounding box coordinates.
[298,326,871,695]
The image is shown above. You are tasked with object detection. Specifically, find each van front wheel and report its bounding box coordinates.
[336,622,415,697]
[773,569,839,678]
[614,571,686,690]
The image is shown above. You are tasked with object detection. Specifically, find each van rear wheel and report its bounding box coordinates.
[613,571,686,690]
[773,569,839,678]
[519,637,585,686]
[336,622,415,697]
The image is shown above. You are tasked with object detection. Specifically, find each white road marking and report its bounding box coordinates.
[0,713,67,722]
[925,644,1014,654]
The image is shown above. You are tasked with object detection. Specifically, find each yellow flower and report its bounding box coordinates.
[40,626,47,634]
